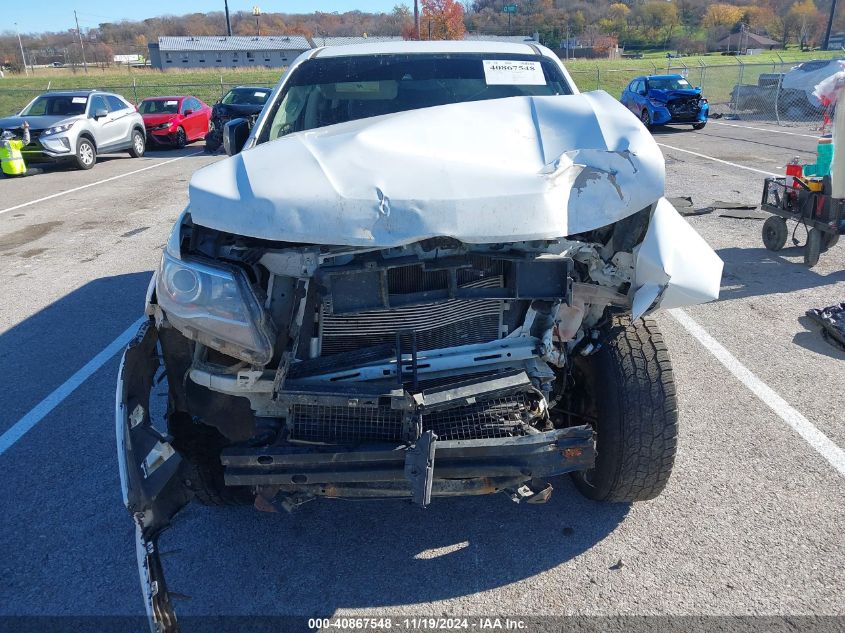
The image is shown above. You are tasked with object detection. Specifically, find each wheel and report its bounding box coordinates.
[805,228,822,267]
[822,232,839,252]
[692,121,707,130]
[74,137,96,170]
[569,316,678,502]
[640,108,652,130]
[169,412,252,506]
[762,216,788,251]
[205,130,222,153]
[128,129,146,158]
[174,126,187,149]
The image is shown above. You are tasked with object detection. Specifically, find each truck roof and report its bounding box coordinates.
[311,40,553,60]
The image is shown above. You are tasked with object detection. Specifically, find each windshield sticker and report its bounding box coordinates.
[483,60,546,86]
[72,97,88,104]
[334,81,381,93]
[254,91,268,98]
[165,100,178,106]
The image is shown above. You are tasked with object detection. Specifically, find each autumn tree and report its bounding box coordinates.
[703,3,745,28]
[786,0,824,48]
[420,0,466,40]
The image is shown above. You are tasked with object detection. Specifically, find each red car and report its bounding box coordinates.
[137,96,211,148]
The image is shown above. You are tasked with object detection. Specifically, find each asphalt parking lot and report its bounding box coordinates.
[0,119,843,629]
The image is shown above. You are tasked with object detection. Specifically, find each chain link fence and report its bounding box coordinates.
[0,79,274,119]
[567,57,843,131]
[1,57,842,130]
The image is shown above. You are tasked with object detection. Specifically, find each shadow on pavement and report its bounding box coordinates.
[0,271,152,431]
[715,246,845,302]
[792,314,845,359]
[166,481,629,615]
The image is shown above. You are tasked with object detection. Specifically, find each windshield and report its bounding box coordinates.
[648,77,692,91]
[257,53,572,144]
[20,94,88,116]
[221,88,271,105]
[139,99,179,114]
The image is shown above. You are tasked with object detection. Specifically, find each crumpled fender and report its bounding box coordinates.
[631,198,723,319]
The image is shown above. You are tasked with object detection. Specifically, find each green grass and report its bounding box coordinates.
[0,67,283,116]
[0,48,841,116]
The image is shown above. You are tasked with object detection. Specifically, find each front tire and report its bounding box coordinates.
[640,108,652,130]
[570,316,678,502]
[74,137,96,170]
[128,129,146,158]
[174,127,187,149]
[692,121,707,130]
[168,413,252,506]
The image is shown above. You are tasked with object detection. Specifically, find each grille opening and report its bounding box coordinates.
[287,391,541,444]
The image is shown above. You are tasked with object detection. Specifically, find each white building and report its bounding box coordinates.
[148,35,312,70]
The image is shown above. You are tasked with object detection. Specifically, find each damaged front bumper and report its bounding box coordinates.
[117,321,188,633]
[223,424,595,507]
[651,100,709,125]
[117,321,596,630]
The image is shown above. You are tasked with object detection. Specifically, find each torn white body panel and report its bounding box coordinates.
[632,197,724,320]
[188,91,665,247]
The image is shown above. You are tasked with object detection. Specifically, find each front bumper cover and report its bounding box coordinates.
[117,321,189,633]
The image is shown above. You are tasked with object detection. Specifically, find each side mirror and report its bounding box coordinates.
[223,118,250,156]
[184,109,194,116]
[94,108,108,119]
[638,89,647,96]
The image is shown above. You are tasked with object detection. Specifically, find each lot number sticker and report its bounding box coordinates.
[483,60,546,86]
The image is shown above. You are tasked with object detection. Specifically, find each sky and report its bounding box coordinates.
[7,1,409,34]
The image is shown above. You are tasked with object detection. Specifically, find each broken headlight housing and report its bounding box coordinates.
[155,251,274,365]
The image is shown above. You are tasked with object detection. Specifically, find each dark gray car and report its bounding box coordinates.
[0,90,146,169]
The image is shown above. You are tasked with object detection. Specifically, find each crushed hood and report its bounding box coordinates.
[188,91,665,247]
[647,88,701,103]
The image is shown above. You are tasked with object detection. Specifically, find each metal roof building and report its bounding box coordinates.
[311,35,405,48]
[148,35,312,70]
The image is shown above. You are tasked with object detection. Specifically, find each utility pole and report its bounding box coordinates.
[224,0,233,36]
[414,0,421,40]
[74,10,88,74]
[14,23,29,76]
[823,0,838,50]
[253,6,262,36]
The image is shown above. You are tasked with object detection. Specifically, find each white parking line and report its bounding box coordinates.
[657,142,781,177]
[712,121,819,139]
[0,151,203,217]
[0,317,144,458]
[670,308,845,478]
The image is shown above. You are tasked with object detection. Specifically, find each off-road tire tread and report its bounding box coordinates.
[574,316,678,502]
[170,415,252,506]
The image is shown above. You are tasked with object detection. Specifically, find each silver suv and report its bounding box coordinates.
[0,90,146,170]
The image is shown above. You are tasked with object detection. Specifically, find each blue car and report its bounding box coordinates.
[621,74,709,130]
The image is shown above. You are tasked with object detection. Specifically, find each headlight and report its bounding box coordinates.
[41,121,76,136]
[152,122,173,130]
[649,99,667,107]
[156,251,274,365]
